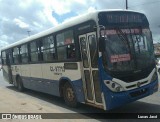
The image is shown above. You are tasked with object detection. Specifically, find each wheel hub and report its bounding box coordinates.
[66,88,74,101]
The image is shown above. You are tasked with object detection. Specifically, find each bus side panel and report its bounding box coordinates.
[41,62,82,84]
[30,64,42,79]
[41,62,85,102]
[13,63,60,96]
[21,64,31,78]
[21,64,59,95]
[22,76,60,96]
[18,62,85,102]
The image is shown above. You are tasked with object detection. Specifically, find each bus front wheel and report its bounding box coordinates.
[16,76,24,92]
[63,82,78,107]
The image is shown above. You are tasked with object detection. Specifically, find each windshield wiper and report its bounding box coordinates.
[115,28,140,70]
[128,28,138,69]
[115,28,131,55]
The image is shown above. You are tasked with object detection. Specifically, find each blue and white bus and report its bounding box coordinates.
[1,9,158,110]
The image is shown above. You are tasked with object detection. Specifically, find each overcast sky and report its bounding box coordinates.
[0,0,160,50]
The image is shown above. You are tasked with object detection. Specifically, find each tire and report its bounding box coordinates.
[17,76,24,92]
[63,82,78,107]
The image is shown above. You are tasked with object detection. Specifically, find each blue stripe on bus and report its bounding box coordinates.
[22,76,60,96]
[20,76,85,103]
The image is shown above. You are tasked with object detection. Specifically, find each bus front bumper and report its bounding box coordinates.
[104,79,158,110]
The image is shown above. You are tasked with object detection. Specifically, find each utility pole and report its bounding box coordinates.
[126,0,128,9]
[27,31,31,36]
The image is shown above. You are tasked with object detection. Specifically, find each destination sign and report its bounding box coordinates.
[106,13,142,23]
[98,11,149,27]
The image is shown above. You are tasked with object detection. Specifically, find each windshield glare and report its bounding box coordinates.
[101,28,154,72]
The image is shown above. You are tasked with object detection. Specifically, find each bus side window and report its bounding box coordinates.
[1,51,7,65]
[67,44,75,59]
[41,35,56,62]
[56,30,75,61]
[13,47,20,64]
[30,41,38,62]
[20,44,29,63]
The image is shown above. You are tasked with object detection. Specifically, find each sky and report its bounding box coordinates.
[0,0,160,50]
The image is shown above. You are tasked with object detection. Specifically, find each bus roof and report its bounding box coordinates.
[1,9,143,51]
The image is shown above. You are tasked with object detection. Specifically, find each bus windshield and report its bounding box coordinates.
[101,28,155,73]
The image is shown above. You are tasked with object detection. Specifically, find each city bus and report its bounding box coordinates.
[1,9,158,110]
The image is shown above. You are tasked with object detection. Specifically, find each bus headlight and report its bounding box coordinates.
[151,71,158,82]
[104,80,124,92]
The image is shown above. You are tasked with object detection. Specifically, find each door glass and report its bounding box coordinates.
[84,70,93,100]
[88,35,98,68]
[92,70,102,103]
[80,37,89,68]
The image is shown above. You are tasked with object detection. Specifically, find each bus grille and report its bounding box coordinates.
[112,66,153,83]
[130,88,148,97]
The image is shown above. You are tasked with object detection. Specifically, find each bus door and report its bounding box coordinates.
[79,32,102,105]
[6,51,13,84]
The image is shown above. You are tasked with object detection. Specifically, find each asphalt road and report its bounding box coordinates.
[0,70,160,121]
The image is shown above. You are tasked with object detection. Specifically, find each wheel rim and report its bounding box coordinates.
[66,87,74,102]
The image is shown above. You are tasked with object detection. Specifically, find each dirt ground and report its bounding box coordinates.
[0,71,97,122]
[0,86,98,122]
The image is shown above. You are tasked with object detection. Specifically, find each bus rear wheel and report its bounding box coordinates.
[63,82,78,107]
[17,76,24,92]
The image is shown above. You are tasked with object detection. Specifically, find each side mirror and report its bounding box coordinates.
[99,37,105,52]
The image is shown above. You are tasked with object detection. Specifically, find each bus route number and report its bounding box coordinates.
[50,66,65,76]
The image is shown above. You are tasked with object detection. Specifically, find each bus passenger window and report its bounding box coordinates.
[20,44,29,63]
[41,36,55,62]
[1,51,7,65]
[67,44,75,59]
[56,30,75,61]
[30,41,38,62]
[13,47,20,64]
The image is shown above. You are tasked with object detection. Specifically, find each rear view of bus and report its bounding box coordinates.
[98,11,158,110]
